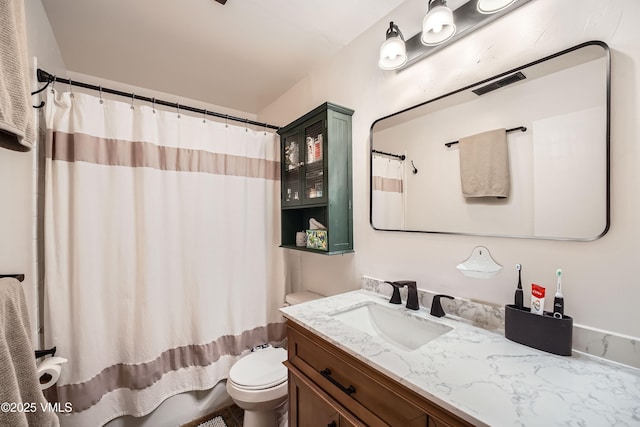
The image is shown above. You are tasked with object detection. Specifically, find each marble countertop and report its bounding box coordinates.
[280,290,640,426]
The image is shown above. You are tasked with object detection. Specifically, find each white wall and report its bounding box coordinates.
[258,0,640,339]
[24,0,66,77]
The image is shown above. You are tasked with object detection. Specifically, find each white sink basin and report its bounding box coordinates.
[330,302,453,351]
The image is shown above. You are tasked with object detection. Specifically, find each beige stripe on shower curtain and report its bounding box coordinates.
[43,89,284,427]
[47,131,279,180]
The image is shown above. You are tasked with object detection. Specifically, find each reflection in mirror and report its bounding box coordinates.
[370,41,610,240]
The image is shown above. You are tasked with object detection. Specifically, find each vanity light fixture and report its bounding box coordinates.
[378,0,533,71]
[421,0,456,46]
[476,0,517,14]
[378,21,408,70]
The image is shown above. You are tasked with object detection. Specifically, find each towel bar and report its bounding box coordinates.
[444,126,527,148]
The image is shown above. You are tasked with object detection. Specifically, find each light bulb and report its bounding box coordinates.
[378,29,407,70]
[421,2,456,46]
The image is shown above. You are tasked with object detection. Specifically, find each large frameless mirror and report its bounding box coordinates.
[370,41,610,240]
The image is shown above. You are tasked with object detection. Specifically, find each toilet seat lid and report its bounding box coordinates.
[229,347,287,389]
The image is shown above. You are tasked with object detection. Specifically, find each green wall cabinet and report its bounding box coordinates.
[278,103,354,255]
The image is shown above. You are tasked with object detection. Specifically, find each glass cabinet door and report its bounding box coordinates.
[302,119,327,205]
[282,130,302,207]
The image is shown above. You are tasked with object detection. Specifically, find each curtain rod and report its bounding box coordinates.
[444,126,527,148]
[34,69,281,131]
[372,149,406,160]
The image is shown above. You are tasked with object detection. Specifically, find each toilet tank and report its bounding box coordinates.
[284,291,324,306]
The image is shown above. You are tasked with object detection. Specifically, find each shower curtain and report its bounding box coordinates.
[372,154,406,230]
[43,89,284,427]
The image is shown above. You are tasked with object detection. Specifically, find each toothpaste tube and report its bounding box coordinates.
[531,283,546,315]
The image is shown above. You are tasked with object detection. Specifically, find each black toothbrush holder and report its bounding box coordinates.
[504,305,573,356]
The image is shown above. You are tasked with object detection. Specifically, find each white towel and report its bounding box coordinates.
[0,0,35,152]
[0,278,59,427]
[309,218,327,230]
[458,128,510,198]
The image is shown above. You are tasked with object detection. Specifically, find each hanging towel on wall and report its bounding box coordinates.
[0,0,35,151]
[0,278,59,427]
[458,128,510,198]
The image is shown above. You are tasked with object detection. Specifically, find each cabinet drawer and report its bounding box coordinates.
[287,362,367,427]
[288,322,427,427]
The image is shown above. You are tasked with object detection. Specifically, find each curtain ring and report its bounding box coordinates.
[98,85,104,104]
[130,93,135,110]
[50,76,56,94]
[176,103,181,119]
[263,123,267,135]
[225,114,228,128]
[68,78,74,98]
[203,109,207,124]
[245,118,249,132]
[152,97,156,114]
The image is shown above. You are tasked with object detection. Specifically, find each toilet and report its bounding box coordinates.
[226,291,324,427]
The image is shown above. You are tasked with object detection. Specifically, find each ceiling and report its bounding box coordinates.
[40,0,406,114]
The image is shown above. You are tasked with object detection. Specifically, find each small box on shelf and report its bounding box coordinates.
[306,230,328,251]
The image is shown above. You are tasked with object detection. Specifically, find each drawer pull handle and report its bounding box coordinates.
[320,368,356,396]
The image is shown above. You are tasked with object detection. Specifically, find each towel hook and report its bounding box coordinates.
[31,74,55,108]
[31,77,52,97]
[411,160,418,174]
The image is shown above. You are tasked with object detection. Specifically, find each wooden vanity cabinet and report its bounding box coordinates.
[285,320,474,427]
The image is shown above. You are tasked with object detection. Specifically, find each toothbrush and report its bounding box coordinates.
[553,269,564,318]
[515,264,523,309]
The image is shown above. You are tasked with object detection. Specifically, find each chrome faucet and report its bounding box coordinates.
[384,280,419,310]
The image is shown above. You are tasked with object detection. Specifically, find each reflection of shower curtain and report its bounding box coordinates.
[372,155,405,229]
[43,90,284,427]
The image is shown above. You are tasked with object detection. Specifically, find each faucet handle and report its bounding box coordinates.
[430,294,454,318]
[384,281,406,304]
